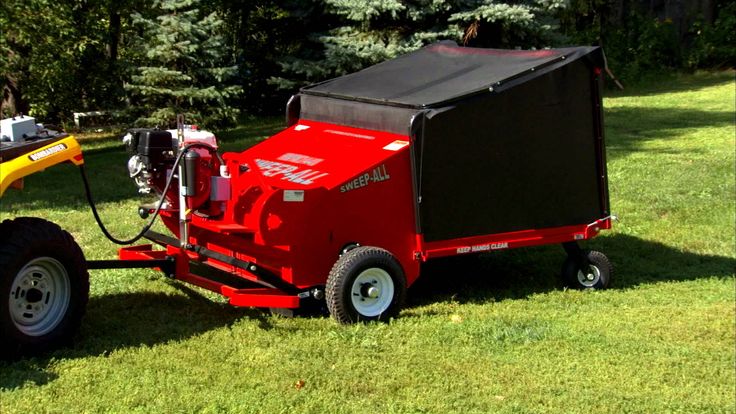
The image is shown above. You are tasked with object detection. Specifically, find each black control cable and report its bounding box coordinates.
[79,142,220,245]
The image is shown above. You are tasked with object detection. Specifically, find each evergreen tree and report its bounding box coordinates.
[218,0,316,114]
[125,0,241,128]
[269,0,566,90]
[451,0,566,48]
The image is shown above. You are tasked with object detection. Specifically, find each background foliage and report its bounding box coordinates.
[1,0,734,124]
[125,0,241,127]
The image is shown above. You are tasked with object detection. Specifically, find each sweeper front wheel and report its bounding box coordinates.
[0,218,89,358]
[562,249,612,290]
[326,246,406,324]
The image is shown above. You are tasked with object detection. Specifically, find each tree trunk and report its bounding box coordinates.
[2,75,30,117]
[107,8,120,61]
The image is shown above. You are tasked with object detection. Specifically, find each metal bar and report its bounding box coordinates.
[591,68,610,216]
[144,229,298,294]
[177,272,229,294]
[188,261,262,289]
[190,244,298,294]
[145,229,180,246]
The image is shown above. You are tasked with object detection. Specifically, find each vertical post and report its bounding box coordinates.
[562,241,590,270]
[178,159,189,248]
[176,114,188,248]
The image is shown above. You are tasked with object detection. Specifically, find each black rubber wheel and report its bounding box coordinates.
[561,250,612,290]
[326,246,406,324]
[0,217,89,358]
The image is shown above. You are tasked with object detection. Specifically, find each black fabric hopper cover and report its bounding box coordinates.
[294,41,610,242]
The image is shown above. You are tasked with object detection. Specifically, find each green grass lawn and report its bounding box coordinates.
[1,72,734,413]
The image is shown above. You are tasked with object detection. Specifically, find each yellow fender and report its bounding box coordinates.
[0,136,84,197]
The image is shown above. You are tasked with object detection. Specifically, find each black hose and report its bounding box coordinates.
[80,143,217,245]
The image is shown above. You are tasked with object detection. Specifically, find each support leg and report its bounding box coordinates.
[562,241,590,269]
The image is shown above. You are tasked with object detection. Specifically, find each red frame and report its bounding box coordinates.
[119,120,611,308]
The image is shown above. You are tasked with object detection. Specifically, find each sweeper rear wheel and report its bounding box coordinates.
[562,249,612,290]
[0,218,89,358]
[326,246,406,324]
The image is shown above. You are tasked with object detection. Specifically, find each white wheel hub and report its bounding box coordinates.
[8,257,71,337]
[577,264,601,287]
[350,267,394,317]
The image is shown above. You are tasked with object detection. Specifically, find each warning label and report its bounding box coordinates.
[383,140,409,151]
[456,242,509,254]
[277,153,323,166]
[283,190,305,202]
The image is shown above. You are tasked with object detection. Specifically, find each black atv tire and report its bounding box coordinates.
[0,217,89,358]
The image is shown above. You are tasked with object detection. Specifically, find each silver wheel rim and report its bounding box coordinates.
[577,264,601,288]
[350,268,394,317]
[9,257,71,336]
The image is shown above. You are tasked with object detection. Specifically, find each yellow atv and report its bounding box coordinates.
[0,116,89,358]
